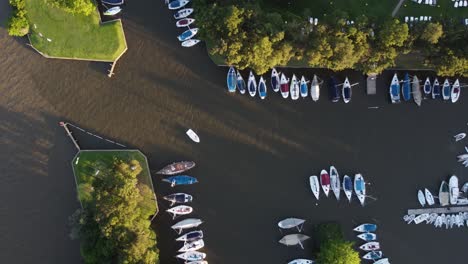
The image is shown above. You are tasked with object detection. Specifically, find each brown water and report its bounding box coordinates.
[1,0,468,263]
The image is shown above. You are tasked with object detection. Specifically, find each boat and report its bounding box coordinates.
[174,8,194,19]
[278,218,305,231]
[103,6,122,16]
[236,71,246,94]
[280,73,289,98]
[310,75,320,101]
[418,190,426,207]
[162,175,198,187]
[462,182,468,193]
[288,259,314,264]
[432,78,441,99]
[166,205,193,219]
[374,258,390,264]
[404,214,415,224]
[449,175,459,205]
[248,71,257,97]
[455,133,466,141]
[329,166,340,200]
[439,181,450,206]
[271,68,280,92]
[360,242,380,251]
[343,175,353,202]
[157,161,195,175]
[423,77,432,96]
[413,213,429,224]
[451,79,460,103]
[258,76,267,99]
[177,28,198,41]
[442,78,451,100]
[278,234,310,249]
[357,232,377,241]
[163,193,193,206]
[354,174,366,206]
[309,176,320,200]
[102,0,124,5]
[290,74,300,100]
[185,261,208,264]
[353,223,377,232]
[402,73,411,101]
[178,239,204,252]
[425,188,434,205]
[181,39,200,47]
[176,18,195,27]
[226,66,237,92]
[320,169,330,197]
[168,0,190,10]
[362,251,383,260]
[171,218,203,234]
[176,230,203,242]
[330,76,340,102]
[186,129,200,142]
[176,251,206,261]
[390,73,401,103]
[412,75,422,106]
[342,77,351,103]
[300,76,308,98]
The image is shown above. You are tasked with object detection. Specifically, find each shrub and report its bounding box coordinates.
[8,12,29,36]
[47,0,95,16]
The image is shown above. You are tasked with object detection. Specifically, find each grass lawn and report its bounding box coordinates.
[25,0,127,61]
[72,150,158,216]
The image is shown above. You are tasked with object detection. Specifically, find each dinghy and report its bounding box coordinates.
[248,71,257,97]
[236,71,246,94]
[271,68,280,92]
[320,169,330,197]
[412,75,422,106]
[186,129,200,142]
[290,74,300,100]
[171,218,203,234]
[103,6,122,16]
[423,77,432,96]
[418,190,426,207]
[278,218,305,231]
[176,230,203,242]
[309,176,320,200]
[162,175,198,187]
[343,175,353,202]
[176,18,195,27]
[374,258,390,264]
[176,251,206,261]
[329,166,340,200]
[167,205,193,219]
[402,73,411,101]
[181,39,200,47]
[442,78,451,100]
[157,161,195,175]
[342,77,351,103]
[226,66,236,92]
[390,73,401,103]
[425,188,435,205]
[451,79,460,103]
[174,8,194,19]
[258,76,267,99]
[362,251,383,260]
[168,0,190,10]
[439,181,450,206]
[330,77,340,102]
[432,78,441,99]
[360,242,380,251]
[163,193,193,206]
[357,232,377,241]
[413,213,429,224]
[354,174,366,206]
[310,75,320,101]
[279,234,310,249]
[353,223,377,232]
[178,239,204,252]
[449,175,459,205]
[300,76,308,98]
[288,259,314,264]
[280,73,290,98]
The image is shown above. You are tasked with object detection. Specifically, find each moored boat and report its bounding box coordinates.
[330,76,340,102]
[176,230,203,242]
[157,161,195,175]
[174,8,194,19]
[442,78,451,100]
[342,77,351,103]
[178,239,204,252]
[354,173,366,206]
[310,75,320,101]
[185,260,208,264]
[439,181,449,206]
[280,73,290,98]
[288,259,314,264]
[374,258,390,264]
[413,213,429,224]
[309,176,320,200]
[248,71,257,97]
[166,205,193,219]
[290,74,300,100]
[103,6,122,16]
[258,76,267,99]
[226,66,236,92]
[279,234,310,249]
[425,188,435,205]
[163,193,193,206]
[171,218,203,234]
[360,242,380,251]
[320,169,330,197]
[412,75,422,106]
[423,77,432,96]
[271,68,280,92]
[353,223,377,232]
[162,175,198,187]
[357,232,377,241]
[177,28,198,41]
[451,79,460,103]
[432,78,441,99]
[186,129,200,142]
[362,251,383,260]
[103,0,123,5]
[181,39,200,47]
[390,73,401,103]
[278,218,306,230]
[402,73,411,101]
[449,175,459,205]
[168,0,190,10]
[176,17,195,27]
[176,251,206,261]
[343,175,352,202]
[300,76,308,98]
[417,190,426,207]
[236,70,246,94]
[329,166,340,200]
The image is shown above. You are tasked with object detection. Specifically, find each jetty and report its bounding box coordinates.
[408,206,468,215]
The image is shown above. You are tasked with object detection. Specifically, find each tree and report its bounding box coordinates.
[420,22,443,44]
[317,239,360,264]
[47,0,95,15]
[377,19,409,48]
[8,12,29,36]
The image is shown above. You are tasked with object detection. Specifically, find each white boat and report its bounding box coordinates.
[178,239,204,252]
[342,175,352,202]
[354,223,377,232]
[186,129,200,143]
[329,166,340,200]
[454,133,466,142]
[423,77,432,96]
[271,68,280,92]
[177,28,198,41]
[357,232,377,241]
[425,188,434,205]
[320,169,330,197]
[181,39,200,47]
[176,17,195,27]
[176,251,206,261]
[103,6,122,16]
[166,205,193,219]
[413,213,429,224]
[176,230,203,242]
[374,258,390,264]
[342,77,351,103]
[278,218,305,231]
[442,78,451,100]
[171,218,203,234]
[174,8,194,19]
[163,192,193,206]
[309,176,320,200]
[168,0,190,10]
[451,79,460,103]
[449,175,459,205]
[290,74,300,100]
[248,71,257,97]
[279,234,310,249]
[390,73,401,103]
[359,242,380,251]
[362,251,383,260]
[354,174,366,206]
[310,74,320,101]
[300,75,308,98]
[258,76,267,99]
[185,261,208,264]
[412,75,422,106]
[288,259,314,264]
[280,73,289,98]
[403,214,415,224]
[439,181,450,206]
[417,190,426,207]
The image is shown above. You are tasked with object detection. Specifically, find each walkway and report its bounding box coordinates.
[392,0,406,17]
[408,206,468,215]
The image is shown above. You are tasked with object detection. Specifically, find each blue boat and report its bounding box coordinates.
[357,232,377,241]
[271,68,280,92]
[258,76,267,99]
[442,78,451,100]
[236,70,246,94]
[423,77,431,96]
[363,251,383,260]
[226,66,236,92]
[353,223,377,232]
[329,76,340,102]
[177,28,198,41]
[389,73,400,103]
[343,175,353,202]
[162,175,198,187]
[342,77,351,103]
[402,73,411,101]
[168,0,190,10]
[300,76,308,98]
[432,78,441,99]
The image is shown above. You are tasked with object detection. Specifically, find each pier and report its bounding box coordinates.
[59,122,81,151]
[408,206,468,215]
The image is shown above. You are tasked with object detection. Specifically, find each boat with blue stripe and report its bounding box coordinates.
[402,73,411,101]
[162,175,198,187]
[226,66,236,92]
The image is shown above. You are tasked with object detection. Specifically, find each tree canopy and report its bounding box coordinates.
[315,223,360,264]
[47,0,95,15]
[420,22,443,44]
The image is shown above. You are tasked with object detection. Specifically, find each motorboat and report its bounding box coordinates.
[342,77,351,103]
[163,193,193,206]
[402,73,411,101]
[432,78,441,99]
[162,175,198,187]
[181,39,200,47]
[412,75,422,106]
[418,190,426,207]
[343,175,353,202]
[290,74,300,100]
[176,230,203,242]
[166,205,193,219]
[103,6,122,16]
[288,259,314,264]
[455,133,466,141]
[439,181,450,206]
[174,8,194,19]
[186,129,200,142]
[176,18,195,27]
[362,251,383,260]
[279,234,310,249]
[309,176,320,200]
[248,71,257,97]
[271,68,280,92]
[390,73,401,103]
[449,175,459,205]
[171,218,203,234]
[310,75,320,101]
[330,76,340,102]
[280,73,290,98]
[278,218,305,231]
[413,213,429,224]
[353,223,377,232]
[258,76,267,99]
[423,77,432,96]
[300,76,308,98]
[226,66,236,92]
[176,251,206,261]
[236,70,246,94]
[357,232,377,241]
[329,166,340,200]
[157,161,195,175]
[359,242,380,251]
[168,0,190,10]
[425,188,435,205]
[177,28,198,41]
[320,169,330,197]
[354,174,366,206]
[451,79,460,103]
[442,78,451,100]
[178,239,204,252]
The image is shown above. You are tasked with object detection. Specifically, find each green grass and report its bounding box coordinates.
[25,0,127,61]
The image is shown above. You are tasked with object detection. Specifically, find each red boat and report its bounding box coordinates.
[280,73,289,99]
[320,169,330,197]
[157,161,196,175]
[176,18,195,28]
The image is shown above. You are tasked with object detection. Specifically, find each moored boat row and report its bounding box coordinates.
[417,175,467,207]
[354,223,390,263]
[164,0,202,47]
[404,212,468,229]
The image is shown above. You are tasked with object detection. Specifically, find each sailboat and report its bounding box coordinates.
[423,77,432,96]
[174,8,194,19]
[439,181,449,206]
[280,73,290,98]
[342,77,352,103]
[330,166,340,200]
[177,28,198,41]
[166,205,193,219]
[357,232,377,241]
[168,0,190,10]
[451,79,460,103]
[176,230,203,242]
[412,75,422,106]
[402,73,411,101]
[226,66,236,92]
[258,76,267,99]
[290,74,300,100]
[288,259,315,264]
[449,175,459,205]
[186,129,200,143]
[354,174,366,206]
[354,223,377,232]
[320,169,330,197]
[390,73,401,103]
[362,251,383,260]
[330,76,340,102]
[171,218,203,234]
[309,176,320,200]
[425,188,435,205]
[432,78,441,99]
[103,6,122,16]
[300,76,308,98]
[181,39,200,47]
[359,242,380,251]
[271,68,280,92]
[163,193,193,206]
[157,161,195,175]
[236,70,246,94]
[279,234,310,249]
[176,18,195,27]
[310,75,320,101]
[176,251,206,261]
[162,175,198,187]
[442,78,451,100]
[343,175,353,202]
[278,218,306,231]
[248,71,257,97]
[418,190,426,207]
[178,239,204,252]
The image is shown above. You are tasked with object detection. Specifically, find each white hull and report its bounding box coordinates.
[320,169,330,197]
[300,76,308,98]
[176,18,195,27]
[290,74,299,100]
[174,8,194,19]
[178,239,204,252]
[258,76,267,99]
[418,190,426,207]
[330,166,340,200]
[343,175,352,202]
[280,73,289,98]
[310,75,320,101]
[168,0,190,10]
[248,71,257,97]
[374,258,390,264]
[413,213,429,224]
[186,129,200,143]
[425,188,435,205]
[342,77,351,103]
[271,68,280,92]
[390,73,400,103]
[176,251,206,261]
[309,176,320,200]
[359,242,380,251]
[288,259,314,264]
[171,218,203,234]
[278,218,306,230]
[451,79,460,103]
[166,205,193,218]
[176,230,203,242]
[442,79,450,100]
[449,175,459,205]
[354,174,366,206]
[181,39,200,47]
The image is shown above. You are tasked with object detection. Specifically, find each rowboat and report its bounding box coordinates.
[402,73,411,101]
[357,232,377,241]
[174,8,194,19]
[181,39,200,47]
[278,218,305,231]
[288,259,314,264]
[362,251,383,260]
[310,75,320,101]
[300,76,308,98]
[163,193,193,206]
[176,230,203,242]
[171,218,203,234]
[330,77,340,102]
[353,223,377,232]
[343,175,352,202]
[157,161,195,175]
[280,73,290,98]
[449,175,459,205]
[236,71,246,94]
[412,75,422,106]
[354,173,366,206]
[417,190,426,207]
[342,77,351,103]
[423,77,432,96]
[176,251,206,261]
[320,169,330,197]
[413,213,429,224]
[186,129,200,142]
[442,78,451,100]
[425,188,434,205]
[451,79,460,103]
[329,166,340,200]
[103,0,123,5]
[390,73,400,103]
[258,76,267,99]
[309,176,320,200]
[279,234,310,249]
[271,68,280,92]
[178,239,204,252]
[167,205,193,219]
[374,258,390,264]
[177,28,198,41]
[168,0,190,10]
[103,6,122,16]
[359,242,380,251]
[439,181,449,206]
[176,18,195,27]
[290,74,300,100]
[226,66,236,92]
[248,71,257,97]
[162,175,198,187]
[432,78,441,99]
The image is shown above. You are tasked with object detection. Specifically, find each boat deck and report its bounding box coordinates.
[408,206,468,215]
[366,74,377,95]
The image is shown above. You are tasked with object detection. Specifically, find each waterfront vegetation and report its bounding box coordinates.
[194,0,468,76]
[315,223,360,264]
[70,150,159,264]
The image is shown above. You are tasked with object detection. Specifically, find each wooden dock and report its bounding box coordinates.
[59,122,81,151]
[408,206,468,215]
